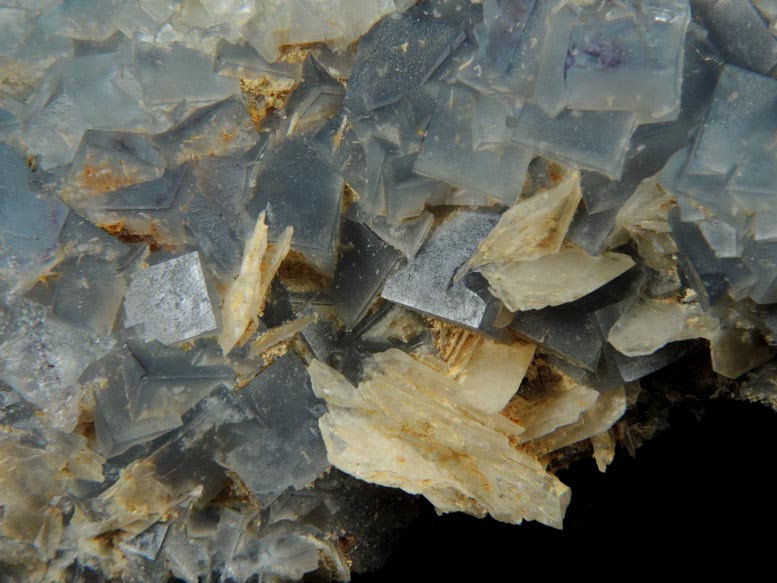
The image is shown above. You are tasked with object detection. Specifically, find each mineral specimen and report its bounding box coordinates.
[2,0,777,581]
[123,251,220,346]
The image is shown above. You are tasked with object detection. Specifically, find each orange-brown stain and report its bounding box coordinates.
[99,222,168,252]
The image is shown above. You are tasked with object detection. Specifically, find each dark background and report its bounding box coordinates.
[353,399,777,579]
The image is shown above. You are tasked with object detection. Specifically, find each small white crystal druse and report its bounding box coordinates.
[1,0,776,580]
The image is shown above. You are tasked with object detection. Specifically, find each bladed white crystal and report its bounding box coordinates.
[219,212,293,354]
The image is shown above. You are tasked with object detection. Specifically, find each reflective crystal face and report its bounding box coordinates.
[123,252,220,346]
[2,1,777,580]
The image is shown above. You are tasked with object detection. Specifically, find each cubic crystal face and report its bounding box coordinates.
[123,252,219,345]
[248,136,343,274]
[3,1,777,581]
[0,144,69,297]
[382,209,502,329]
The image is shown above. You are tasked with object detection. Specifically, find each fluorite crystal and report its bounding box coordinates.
[2,1,777,581]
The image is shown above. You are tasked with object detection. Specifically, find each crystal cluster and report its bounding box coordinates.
[2,0,777,581]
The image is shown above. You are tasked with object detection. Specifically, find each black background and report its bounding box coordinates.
[353,399,777,579]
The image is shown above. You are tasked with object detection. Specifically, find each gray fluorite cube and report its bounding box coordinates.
[134,42,239,107]
[62,51,152,132]
[52,256,127,334]
[510,104,637,179]
[345,12,465,113]
[564,0,690,122]
[123,252,219,345]
[687,65,777,176]
[333,219,403,330]
[0,144,69,297]
[248,136,343,274]
[0,298,115,431]
[382,209,501,329]
[697,0,777,75]
[23,90,87,170]
[415,85,532,205]
[222,353,329,502]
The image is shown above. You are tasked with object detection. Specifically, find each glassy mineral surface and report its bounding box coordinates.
[2,0,777,581]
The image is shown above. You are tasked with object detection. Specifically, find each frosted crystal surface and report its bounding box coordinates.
[123,252,219,346]
[696,0,777,74]
[687,65,777,175]
[415,85,532,204]
[248,136,343,274]
[1,299,115,431]
[0,144,69,297]
[510,105,637,179]
[344,12,465,113]
[4,1,777,580]
[382,210,501,329]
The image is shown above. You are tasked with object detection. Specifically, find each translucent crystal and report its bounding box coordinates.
[38,0,118,41]
[382,209,502,329]
[481,246,635,312]
[383,152,453,221]
[309,350,573,528]
[24,91,87,170]
[119,522,169,562]
[512,306,604,371]
[461,171,582,272]
[344,12,465,113]
[152,97,260,167]
[457,0,539,92]
[333,219,403,329]
[608,297,717,357]
[415,86,532,205]
[51,256,126,334]
[90,336,234,458]
[222,354,329,502]
[687,65,777,176]
[123,252,220,346]
[62,50,152,132]
[91,350,184,458]
[0,298,115,430]
[532,4,577,118]
[511,105,637,179]
[345,203,434,258]
[416,324,537,414]
[249,0,415,63]
[69,130,165,194]
[3,1,777,579]
[247,136,343,273]
[0,144,69,297]
[134,42,239,107]
[183,182,244,280]
[219,212,292,354]
[530,386,627,456]
[564,0,690,122]
[696,0,777,75]
[283,55,345,136]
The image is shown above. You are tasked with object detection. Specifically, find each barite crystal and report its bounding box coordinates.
[2,0,777,580]
[219,211,292,354]
[309,349,574,529]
